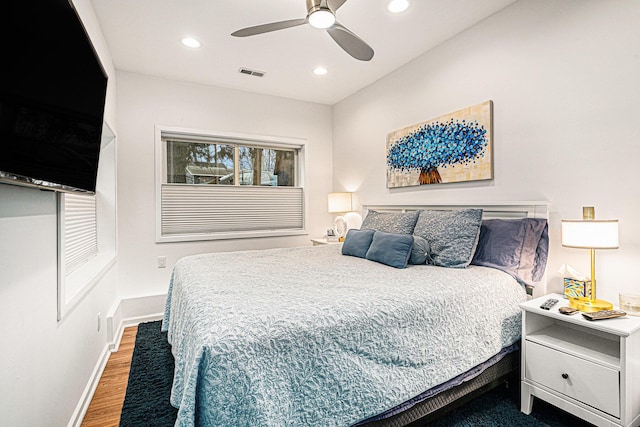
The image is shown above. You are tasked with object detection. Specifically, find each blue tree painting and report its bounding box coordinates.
[387,118,488,184]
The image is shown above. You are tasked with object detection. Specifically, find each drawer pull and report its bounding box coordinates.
[561,373,569,379]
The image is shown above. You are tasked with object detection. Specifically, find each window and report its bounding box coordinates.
[61,193,97,274]
[156,127,306,242]
[57,123,117,320]
[165,139,296,187]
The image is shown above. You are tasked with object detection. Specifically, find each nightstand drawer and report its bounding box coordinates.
[525,340,620,417]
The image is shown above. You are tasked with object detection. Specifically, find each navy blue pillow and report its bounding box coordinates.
[365,231,414,269]
[342,229,375,258]
[471,218,549,286]
[409,235,431,265]
[531,222,549,282]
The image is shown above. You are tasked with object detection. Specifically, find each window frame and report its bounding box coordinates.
[57,122,117,321]
[155,126,307,243]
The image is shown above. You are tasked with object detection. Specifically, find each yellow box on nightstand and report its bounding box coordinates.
[563,278,591,299]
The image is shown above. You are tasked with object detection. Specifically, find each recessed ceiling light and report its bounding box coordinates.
[181,37,202,48]
[388,0,410,14]
[313,67,328,76]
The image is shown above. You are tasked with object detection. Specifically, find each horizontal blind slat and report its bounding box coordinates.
[64,193,98,274]
[161,184,303,235]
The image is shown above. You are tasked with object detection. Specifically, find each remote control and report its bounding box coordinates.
[582,310,627,321]
[559,306,579,315]
[540,298,558,310]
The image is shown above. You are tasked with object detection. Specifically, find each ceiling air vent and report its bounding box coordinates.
[238,68,265,78]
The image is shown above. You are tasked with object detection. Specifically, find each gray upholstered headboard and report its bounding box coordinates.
[360,201,550,297]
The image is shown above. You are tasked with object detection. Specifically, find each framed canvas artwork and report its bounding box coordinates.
[386,101,493,188]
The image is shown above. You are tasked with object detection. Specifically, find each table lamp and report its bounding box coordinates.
[561,206,619,312]
[328,192,352,241]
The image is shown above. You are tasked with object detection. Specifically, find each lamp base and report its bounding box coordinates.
[568,297,613,312]
[332,215,347,239]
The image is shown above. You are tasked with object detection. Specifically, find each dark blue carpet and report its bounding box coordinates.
[119,321,593,426]
[118,322,177,427]
[428,384,592,427]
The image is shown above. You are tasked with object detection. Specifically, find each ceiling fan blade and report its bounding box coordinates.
[327,0,348,11]
[231,18,307,37]
[326,22,374,61]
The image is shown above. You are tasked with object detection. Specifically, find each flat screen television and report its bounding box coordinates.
[0,0,108,194]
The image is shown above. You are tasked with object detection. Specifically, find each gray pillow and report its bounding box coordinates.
[365,231,414,269]
[471,218,549,286]
[360,209,420,235]
[409,235,431,265]
[341,229,375,258]
[413,209,483,268]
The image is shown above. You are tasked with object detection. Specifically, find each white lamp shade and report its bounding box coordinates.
[561,220,619,249]
[328,192,352,213]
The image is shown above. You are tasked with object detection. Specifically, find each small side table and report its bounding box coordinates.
[520,293,640,427]
[311,238,342,246]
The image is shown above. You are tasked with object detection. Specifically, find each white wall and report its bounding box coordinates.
[116,72,333,298]
[0,0,119,425]
[333,0,640,302]
[2,1,638,424]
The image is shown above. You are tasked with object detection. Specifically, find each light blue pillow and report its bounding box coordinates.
[413,209,483,268]
[360,209,420,235]
[342,229,375,258]
[409,235,431,265]
[365,231,414,269]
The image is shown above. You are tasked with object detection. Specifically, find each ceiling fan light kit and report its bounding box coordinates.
[308,7,335,29]
[231,0,374,61]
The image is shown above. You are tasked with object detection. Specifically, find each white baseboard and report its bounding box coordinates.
[107,293,167,349]
[69,293,168,427]
[68,345,112,427]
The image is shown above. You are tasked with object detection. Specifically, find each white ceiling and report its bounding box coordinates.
[90,0,517,105]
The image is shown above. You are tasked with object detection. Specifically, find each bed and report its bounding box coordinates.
[162,202,549,426]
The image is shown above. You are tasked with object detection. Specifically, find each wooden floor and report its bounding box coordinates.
[81,326,138,427]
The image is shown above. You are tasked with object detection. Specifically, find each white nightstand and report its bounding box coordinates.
[310,238,342,246]
[520,294,640,427]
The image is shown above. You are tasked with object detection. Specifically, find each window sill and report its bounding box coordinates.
[58,251,117,320]
[157,229,307,243]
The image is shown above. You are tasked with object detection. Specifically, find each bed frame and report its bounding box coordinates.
[362,350,520,426]
[357,201,549,426]
[362,201,549,220]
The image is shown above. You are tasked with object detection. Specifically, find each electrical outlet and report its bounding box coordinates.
[97,312,101,332]
[158,256,167,268]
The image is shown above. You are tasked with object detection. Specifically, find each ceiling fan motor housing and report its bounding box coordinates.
[306,0,331,14]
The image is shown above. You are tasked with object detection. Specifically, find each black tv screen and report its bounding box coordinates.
[0,0,108,193]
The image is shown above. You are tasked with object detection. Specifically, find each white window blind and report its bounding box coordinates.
[161,184,303,236]
[63,193,97,274]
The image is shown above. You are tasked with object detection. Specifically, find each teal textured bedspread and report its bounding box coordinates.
[162,244,526,426]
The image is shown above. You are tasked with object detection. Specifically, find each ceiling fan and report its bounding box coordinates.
[231,0,374,61]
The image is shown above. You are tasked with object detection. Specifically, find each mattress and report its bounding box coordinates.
[162,244,527,426]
